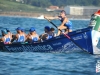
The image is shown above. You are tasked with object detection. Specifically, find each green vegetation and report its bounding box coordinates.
[6,0,100,7]
[0,0,46,12]
[51,0,100,7]
[0,0,99,14]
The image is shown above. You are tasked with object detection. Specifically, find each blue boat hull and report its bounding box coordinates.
[0,27,93,54]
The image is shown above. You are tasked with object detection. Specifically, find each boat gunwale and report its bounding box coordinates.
[0,27,93,46]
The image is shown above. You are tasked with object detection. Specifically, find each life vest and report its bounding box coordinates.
[17,34,25,42]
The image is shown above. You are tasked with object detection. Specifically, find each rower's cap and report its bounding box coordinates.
[1,30,7,34]
[29,27,35,32]
[6,28,10,32]
[16,27,22,31]
[21,28,24,32]
[45,26,50,31]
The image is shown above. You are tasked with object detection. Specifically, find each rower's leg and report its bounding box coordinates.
[57,26,67,36]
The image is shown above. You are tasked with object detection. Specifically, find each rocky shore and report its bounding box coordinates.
[0,12,91,19]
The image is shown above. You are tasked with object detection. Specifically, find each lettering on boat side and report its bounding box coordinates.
[5,45,53,51]
[63,41,79,51]
[76,30,82,33]
[55,36,61,39]
[63,42,74,49]
[53,42,62,46]
[83,33,88,39]
[73,35,82,40]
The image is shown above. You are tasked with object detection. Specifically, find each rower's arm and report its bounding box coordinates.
[14,34,19,41]
[25,34,29,42]
[1,37,4,42]
[0,38,1,42]
[25,35,32,43]
[44,16,58,20]
[11,35,16,42]
[60,18,68,26]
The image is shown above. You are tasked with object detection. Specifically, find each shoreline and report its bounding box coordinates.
[0,12,91,20]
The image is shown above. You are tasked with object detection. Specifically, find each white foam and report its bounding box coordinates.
[69,18,90,20]
[36,15,44,19]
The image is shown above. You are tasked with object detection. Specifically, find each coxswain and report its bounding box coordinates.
[44,10,73,36]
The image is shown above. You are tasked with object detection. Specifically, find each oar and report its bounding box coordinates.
[44,17,90,53]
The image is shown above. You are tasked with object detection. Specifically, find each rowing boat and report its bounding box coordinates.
[0,27,94,54]
[0,10,100,54]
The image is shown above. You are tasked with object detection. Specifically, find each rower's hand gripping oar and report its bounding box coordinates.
[44,17,89,53]
[44,17,71,39]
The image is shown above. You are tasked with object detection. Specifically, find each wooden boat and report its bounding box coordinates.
[0,10,100,54]
[0,27,94,54]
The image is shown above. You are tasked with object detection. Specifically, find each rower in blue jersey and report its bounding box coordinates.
[45,26,55,39]
[6,28,13,40]
[26,27,40,43]
[44,10,72,36]
[50,27,56,37]
[0,30,12,44]
[57,10,72,35]
[15,27,26,42]
[40,26,54,41]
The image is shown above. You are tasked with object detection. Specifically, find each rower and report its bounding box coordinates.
[0,30,12,44]
[26,27,40,43]
[6,28,13,39]
[15,27,26,42]
[44,10,73,35]
[57,10,72,35]
[40,26,54,41]
[50,27,56,37]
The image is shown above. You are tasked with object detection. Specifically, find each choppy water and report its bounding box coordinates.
[0,16,100,75]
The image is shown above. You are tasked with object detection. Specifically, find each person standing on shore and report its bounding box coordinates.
[44,10,72,36]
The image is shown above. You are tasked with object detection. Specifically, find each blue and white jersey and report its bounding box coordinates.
[59,17,72,30]
[65,21,72,29]
[17,34,25,42]
[31,34,39,43]
[47,33,54,40]
[4,35,11,44]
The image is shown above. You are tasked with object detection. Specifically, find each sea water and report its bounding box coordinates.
[0,16,100,75]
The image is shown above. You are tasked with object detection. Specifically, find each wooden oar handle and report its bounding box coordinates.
[44,17,58,28]
[44,17,50,21]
